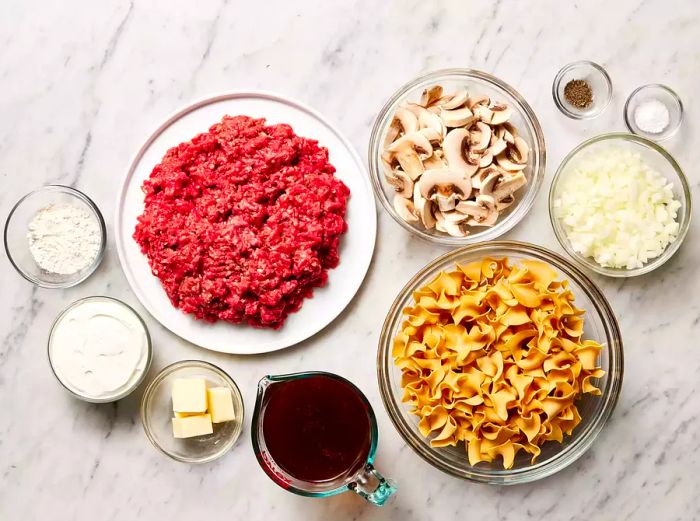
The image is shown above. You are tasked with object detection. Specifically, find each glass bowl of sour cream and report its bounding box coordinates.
[48,296,152,402]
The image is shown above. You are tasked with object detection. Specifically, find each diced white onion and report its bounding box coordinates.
[554,148,681,269]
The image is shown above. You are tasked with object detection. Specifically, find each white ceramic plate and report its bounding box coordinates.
[115,91,376,354]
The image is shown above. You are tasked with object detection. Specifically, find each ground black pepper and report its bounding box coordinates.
[564,79,593,109]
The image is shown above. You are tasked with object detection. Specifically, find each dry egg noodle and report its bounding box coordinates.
[392,257,605,469]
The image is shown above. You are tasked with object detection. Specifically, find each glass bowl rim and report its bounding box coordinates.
[376,240,624,484]
[368,68,547,246]
[4,184,106,288]
[623,83,684,141]
[140,359,245,464]
[551,60,612,120]
[47,295,153,403]
[548,132,692,277]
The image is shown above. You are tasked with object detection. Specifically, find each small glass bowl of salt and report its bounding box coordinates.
[4,185,106,288]
[624,84,683,141]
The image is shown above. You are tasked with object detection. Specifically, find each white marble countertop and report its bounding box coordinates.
[2,1,699,519]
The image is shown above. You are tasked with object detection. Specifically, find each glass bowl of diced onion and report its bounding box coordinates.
[377,241,623,484]
[549,133,691,277]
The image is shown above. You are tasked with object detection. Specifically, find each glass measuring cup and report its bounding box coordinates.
[252,372,397,506]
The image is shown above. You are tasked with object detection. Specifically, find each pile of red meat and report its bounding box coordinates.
[134,115,350,329]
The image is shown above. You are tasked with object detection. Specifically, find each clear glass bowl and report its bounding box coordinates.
[377,241,623,484]
[549,133,691,277]
[552,61,612,119]
[624,84,683,141]
[368,69,546,246]
[4,185,106,288]
[141,360,244,463]
[48,296,153,403]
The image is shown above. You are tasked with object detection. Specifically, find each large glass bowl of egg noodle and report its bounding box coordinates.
[377,241,623,484]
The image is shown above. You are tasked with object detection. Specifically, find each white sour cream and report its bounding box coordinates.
[49,297,150,401]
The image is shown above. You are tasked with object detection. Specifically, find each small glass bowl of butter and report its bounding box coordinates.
[140,360,244,463]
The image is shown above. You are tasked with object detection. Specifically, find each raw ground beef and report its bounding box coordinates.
[133,115,350,329]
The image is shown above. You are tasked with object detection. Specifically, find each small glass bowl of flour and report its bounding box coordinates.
[624,84,683,141]
[4,185,106,288]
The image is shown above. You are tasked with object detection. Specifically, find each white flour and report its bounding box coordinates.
[27,203,101,275]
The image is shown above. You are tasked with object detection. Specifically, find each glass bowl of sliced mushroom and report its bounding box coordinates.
[369,69,546,245]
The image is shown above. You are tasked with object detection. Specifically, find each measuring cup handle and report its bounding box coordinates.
[348,463,397,506]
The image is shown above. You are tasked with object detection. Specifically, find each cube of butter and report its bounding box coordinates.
[172,414,213,439]
[207,386,236,423]
[172,378,207,413]
[174,411,198,418]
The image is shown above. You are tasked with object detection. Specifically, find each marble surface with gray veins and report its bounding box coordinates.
[1,1,699,520]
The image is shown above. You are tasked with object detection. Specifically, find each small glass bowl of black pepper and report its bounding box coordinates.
[553,61,612,120]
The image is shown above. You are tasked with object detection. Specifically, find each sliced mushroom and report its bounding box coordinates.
[492,125,506,141]
[388,132,434,180]
[420,126,442,144]
[385,168,414,198]
[469,121,492,152]
[470,195,499,226]
[388,146,423,181]
[413,181,436,229]
[510,136,529,164]
[394,106,419,134]
[435,211,467,237]
[473,105,494,123]
[502,128,515,144]
[456,195,498,227]
[432,192,460,212]
[471,167,492,190]
[383,119,401,149]
[418,109,445,138]
[456,200,485,217]
[477,167,503,196]
[479,150,493,168]
[417,168,472,202]
[380,150,395,177]
[404,102,425,118]
[489,138,507,156]
[490,104,513,125]
[502,121,519,139]
[419,85,444,107]
[467,95,490,110]
[466,148,483,167]
[440,107,477,128]
[442,89,470,110]
[495,151,527,172]
[393,194,419,223]
[442,210,470,223]
[434,212,447,233]
[492,172,527,201]
[496,194,515,211]
[423,152,447,170]
[442,128,478,176]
